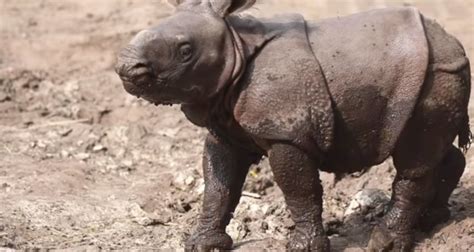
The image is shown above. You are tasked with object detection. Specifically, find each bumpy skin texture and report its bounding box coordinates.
[232,14,334,155]
[185,134,261,251]
[307,8,429,171]
[269,143,329,251]
[115,2,471,251]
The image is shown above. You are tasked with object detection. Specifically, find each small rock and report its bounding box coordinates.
[59,128,73,137]
[75,153,90,161]
[261,221,269,231]
[2,183,11,193]
[184,176,195,186]
[121,159,133,167]
[60,150,70,158]
[92,144,106,153]
[118,171,130,177]
[227,220,248,240]
[36,141,47,148]
[128,203,156,226]
[344,189,389,217]
[23,120,34,127]
[173,173,196,190]
[195,179,205,195]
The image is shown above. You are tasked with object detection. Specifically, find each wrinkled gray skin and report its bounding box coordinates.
[115,0,472,251]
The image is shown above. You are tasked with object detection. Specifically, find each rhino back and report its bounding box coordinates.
[307,7,429,171]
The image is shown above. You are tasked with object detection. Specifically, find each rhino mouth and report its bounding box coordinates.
[121,77,181,106]
[117,65,172,105]
[122,80,145,97]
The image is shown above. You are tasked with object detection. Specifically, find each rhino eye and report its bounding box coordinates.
[179,44,192,61]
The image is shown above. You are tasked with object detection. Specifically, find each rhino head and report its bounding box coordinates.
[115,0,255,106]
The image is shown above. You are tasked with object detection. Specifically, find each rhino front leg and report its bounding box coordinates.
[269,143,330,252]
[185,133,261,252]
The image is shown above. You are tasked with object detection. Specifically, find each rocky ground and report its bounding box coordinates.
[0,0,473,251]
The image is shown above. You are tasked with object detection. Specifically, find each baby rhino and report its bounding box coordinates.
[115,0,471,251]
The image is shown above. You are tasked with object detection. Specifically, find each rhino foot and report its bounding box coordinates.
[286,229,330,252]
[185,229,232,252]
[367,224,414,252]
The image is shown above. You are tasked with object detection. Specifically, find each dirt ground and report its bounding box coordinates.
[0,0,473,251]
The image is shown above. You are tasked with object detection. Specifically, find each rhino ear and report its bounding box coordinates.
[209,0,256,16]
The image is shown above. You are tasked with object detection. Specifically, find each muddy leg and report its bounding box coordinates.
[419,146,465,231]
[368,120,448,251]
[185,134,261,252]
[269,143,329,252]
[368,169,436,251]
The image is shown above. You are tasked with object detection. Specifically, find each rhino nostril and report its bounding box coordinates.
[132,63,151,76]
[133,62,149,69]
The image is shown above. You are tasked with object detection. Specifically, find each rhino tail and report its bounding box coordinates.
[458,114,472,153]
[458,61,472,153]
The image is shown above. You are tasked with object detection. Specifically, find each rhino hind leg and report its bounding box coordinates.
[418,145,465,231]
[368,122,450,251]
[368,152,439,252]
[368,65,470,251]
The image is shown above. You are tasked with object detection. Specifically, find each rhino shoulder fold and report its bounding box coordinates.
[233,15,334,155]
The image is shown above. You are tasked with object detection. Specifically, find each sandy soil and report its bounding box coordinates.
[0,0,473,251]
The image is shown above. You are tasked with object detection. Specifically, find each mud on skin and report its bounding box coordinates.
[116,0,472,251]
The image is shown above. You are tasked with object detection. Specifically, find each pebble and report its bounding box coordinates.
[92,144,106,152]
[60,150,70,158]
[184,176,195,186]
[75,153,91,161]
[59,128,73,137]
[344,189,389,217]
[121,159,133,167]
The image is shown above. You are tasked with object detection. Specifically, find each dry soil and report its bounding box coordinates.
[0,0,473,251]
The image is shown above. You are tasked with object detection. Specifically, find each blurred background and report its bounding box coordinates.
[0,0,473,250]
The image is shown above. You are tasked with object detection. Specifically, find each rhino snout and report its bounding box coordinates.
[116,61,150,81]
[116,50,155,89]
[116,58,155,99]
[116,44,152,78]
